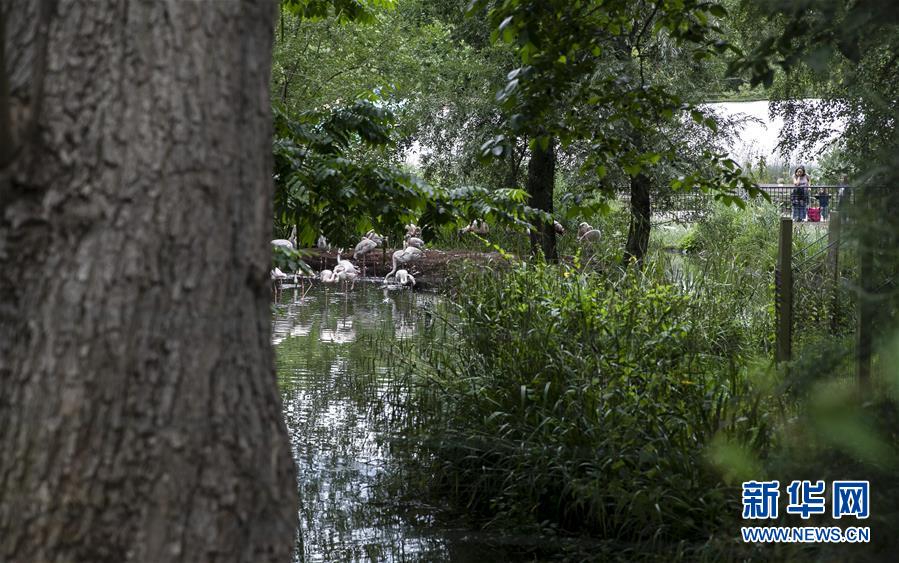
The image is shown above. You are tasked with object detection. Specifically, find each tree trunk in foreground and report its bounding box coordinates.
[624,172,651,265]
[526,139,557,261]
[0,1,297,561]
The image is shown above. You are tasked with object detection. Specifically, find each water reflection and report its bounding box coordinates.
[274,284,452,561]
[274,283,553,561]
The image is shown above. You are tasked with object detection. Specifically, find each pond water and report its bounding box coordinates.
[272,284,525,562]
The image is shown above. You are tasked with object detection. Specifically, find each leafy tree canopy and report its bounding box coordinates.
[282,0,398,24]
[273,0,550,249]
[273,100,543,248]
[471,0,762,208]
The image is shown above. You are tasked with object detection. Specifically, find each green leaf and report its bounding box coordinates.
[502,25,516,44]
[708,5,727,18]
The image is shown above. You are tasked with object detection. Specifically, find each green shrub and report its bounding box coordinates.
[398,261,774,541]
[683,201,780,266]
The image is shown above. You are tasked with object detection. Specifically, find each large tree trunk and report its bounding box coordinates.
[526,139,557,261]
[0,2,297,562]
[624,172,651,265]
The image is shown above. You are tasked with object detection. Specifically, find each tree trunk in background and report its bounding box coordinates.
[624,172,651,265]
[526,139,557,261]
[0,1,297,561]
[505,138,525,190]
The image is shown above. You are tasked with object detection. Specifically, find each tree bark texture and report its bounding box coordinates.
[526,139,557,261]
[624,172,651,265]
[0,1,297,562]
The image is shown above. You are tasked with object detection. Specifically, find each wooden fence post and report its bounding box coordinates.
[776,216,793,362]
[827,211,841,333]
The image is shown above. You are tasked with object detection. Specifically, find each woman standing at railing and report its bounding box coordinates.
[792,166,811,222]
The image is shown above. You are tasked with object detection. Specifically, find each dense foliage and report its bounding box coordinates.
[470,0,762,258]
[395,256,774,544]
[381,194,898,558]
[270,0,767,260]
[274,0,899,558]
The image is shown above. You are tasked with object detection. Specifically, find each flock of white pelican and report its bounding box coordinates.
[271,219,601,293]
[271,223,426,294]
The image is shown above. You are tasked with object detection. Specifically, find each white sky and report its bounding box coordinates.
[707,100,845,166]
[403,100,846,170]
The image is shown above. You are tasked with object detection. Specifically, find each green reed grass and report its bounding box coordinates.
[385,258,780,543]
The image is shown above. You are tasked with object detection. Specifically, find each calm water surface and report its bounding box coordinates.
[273,283,520,562]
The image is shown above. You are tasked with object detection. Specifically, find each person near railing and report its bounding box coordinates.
[791,166,811,222]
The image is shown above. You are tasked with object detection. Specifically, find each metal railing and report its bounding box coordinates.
[757,184,852,223]
[616,184,854,224]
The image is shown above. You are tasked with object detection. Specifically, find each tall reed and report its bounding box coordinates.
[393,259,776,541]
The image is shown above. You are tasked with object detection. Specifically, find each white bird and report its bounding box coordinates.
[333,250,359,291]
[405,223,422,238]
[404,234,424,249]
[553,220,565,235]
[320,269,339,283]
[353,230,383,276]
[577,222,601,242]
[461,219,489,235]
[336,266,357,290]
[354,237,378,258]
[368,230,384,244]
[317,234,330,250]
[384,245,424,282]
[394,269,416,287]
[271,267,289,299]
[272,226,298,250]
[334,249,358,275]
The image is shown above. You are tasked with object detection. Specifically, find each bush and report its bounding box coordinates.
[679,201,780,266]
[397,261,773,542]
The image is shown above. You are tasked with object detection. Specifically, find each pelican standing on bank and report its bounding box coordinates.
[353,230,383,276]
[384,243,424,283]
[404,234,424,249]
[272,226,298,250]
